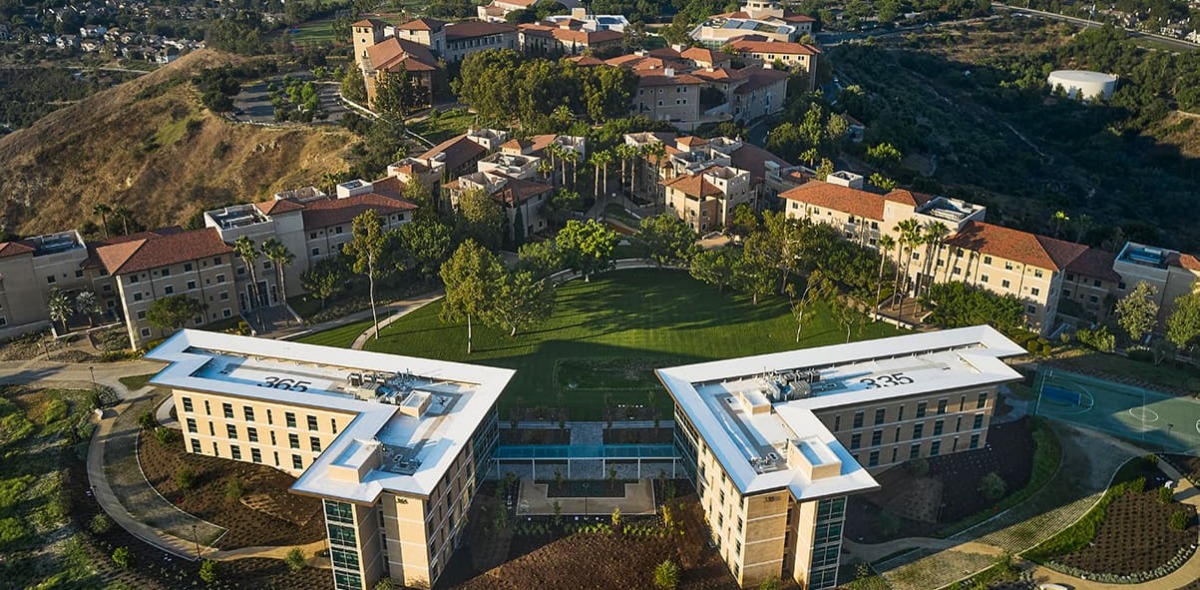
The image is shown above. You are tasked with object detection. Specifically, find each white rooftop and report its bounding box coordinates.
[145,330,514,504]
[656,325,1025,500]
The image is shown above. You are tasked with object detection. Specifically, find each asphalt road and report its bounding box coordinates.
[231,70,347,125]
[992,3,1199,52]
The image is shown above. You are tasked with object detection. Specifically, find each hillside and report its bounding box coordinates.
[0,50,353,238]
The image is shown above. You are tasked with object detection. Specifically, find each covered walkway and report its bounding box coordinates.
[493,443,680,481]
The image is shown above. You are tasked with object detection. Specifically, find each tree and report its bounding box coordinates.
[93,203,112,239]
[112,546,131,568]
[517,240,564,279]
[866,142,902,171]
[456,187,506,251]
[735,235,777,305]
[1166,292,1200,352]
[545,188,582,226]
[199,559,218,584]
[440,240,504,354]
[300,258,346,309]
[1115,281,1160,344]
[47,288,72,333]
[485,270,555,336]
[374,579,400,590]
[978,471,1006,502]
[869,172,896,191]
[639,214,697,267]
[147,295,206,331]
[344,210,387,340]
[654,559,680,589]
[895,218,923,307]
[374,67,425,120]
[874,235,895,310]
[815,158,834,181]
[1051,210,1071,238]
[396,219,453,277]
[285,547,306,572]
[555,219,618,281]
[233,236,262,309]
[590,149,612,199]
[922,283,1023,334]
[835,296,867,343]
[786,272,833,342]
[340,67,367,104]
[690,248,739,293]
[730,203,758,238]
[261,238,294,316]
[74,290,102,327]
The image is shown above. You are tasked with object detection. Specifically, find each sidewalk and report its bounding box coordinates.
[350,290,445,349]
[278,288,443,342]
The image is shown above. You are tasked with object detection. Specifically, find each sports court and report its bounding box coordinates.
[1033,367,1200,453]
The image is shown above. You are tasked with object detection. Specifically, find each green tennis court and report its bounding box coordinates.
[1033,367,1200,453]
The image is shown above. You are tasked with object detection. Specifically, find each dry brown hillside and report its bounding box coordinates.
[0,50,353,238]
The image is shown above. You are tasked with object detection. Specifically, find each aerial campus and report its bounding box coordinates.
[2,1,1200,590]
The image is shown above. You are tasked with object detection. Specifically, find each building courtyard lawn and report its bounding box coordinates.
[307,268,904,419]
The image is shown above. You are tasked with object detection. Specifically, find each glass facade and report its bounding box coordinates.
[325,500,363,590]
[808,496,846,590]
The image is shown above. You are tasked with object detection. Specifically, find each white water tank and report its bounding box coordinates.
[1047,70,1118,101]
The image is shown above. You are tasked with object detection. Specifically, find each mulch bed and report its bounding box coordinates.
[137,430,325,549]
[446,497,744,590]
[66,447,332,590]
[500,428,570,445]
[604,427,674,444]
[844,418,1037,543]
[542,480,631,497]
[1058,479,1197,575]
[1164,454,1200,480]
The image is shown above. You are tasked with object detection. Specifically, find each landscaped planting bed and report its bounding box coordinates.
[844,418,1040,543]
[500,428,570,444]
[604,427,674,444]
[1029,457,1197,581]
[138,426,325,549]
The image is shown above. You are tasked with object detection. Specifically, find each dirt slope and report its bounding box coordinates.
[0,50,353,237]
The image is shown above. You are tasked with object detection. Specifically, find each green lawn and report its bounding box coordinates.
[284,18,339,45]
[303,269,904,418]
[297,317,375,348]
[409,108,476,144]
[118,374,155,391]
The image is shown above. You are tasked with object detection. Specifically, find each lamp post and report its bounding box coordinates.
[89,366,97,389]
[1166,423,1175,454]
[191,523,201,560]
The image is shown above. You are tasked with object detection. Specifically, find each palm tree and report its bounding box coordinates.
[74,290,102,327]
[536,158,554,183]
[47,288,72,333]
[92,203,112,239]
[261,238,295,317]
[562,148,580,189]
[915,221,949,297]
[544,143,561,184]
[615,144,636,198]
[590,149,613,201]
[875,235,895,312]
[895,219,923,309]
[233,235,262,310]
[114,206,134,235]
[643,141,667,211]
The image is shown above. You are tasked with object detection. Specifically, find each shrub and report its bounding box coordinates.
[199,559,218,584]
[154,426,178,445]
[112,546,131,568]
[285,547,305,571]
[136,411,155,430]
[757,576,781,590]
[978,471,1007,502]
[41,399,69,424]
[1169,510,1190,531]
[175,468,197,490]
[373,580,399,590]
[1159,486,1174,504]
[223,478,245,501]
[654,559,680,589]
[89,513,113,534]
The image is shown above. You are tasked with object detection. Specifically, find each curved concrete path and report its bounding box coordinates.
[207,538,330,568]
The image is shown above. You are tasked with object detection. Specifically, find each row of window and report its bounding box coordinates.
[839,393,988,431]
[181,397,337,432]
[848,414,986,450]
[128,258,224,284]
[185,419,325,451]
[858,434,981,467]
[189,438,305,469]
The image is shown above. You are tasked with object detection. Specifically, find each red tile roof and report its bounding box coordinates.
[733,67,789,95]
[646,47,682,59]
[780,181,885,221]
[1169,252,1200,272]
[500,134,558,154]
[301,194,418,230]
[0,241,35,259]
[635,69,705,86]
[397,17,445,31]
[366,37,438,72]
[492,178,553,207]
[944,221,1088,271]
[445,21,516,41]
[1065,247,1121,282]
[677,136,708,147]
[883,189,933,207]
[681,47,731,64]
[256,199,305,215]
[94,228,233,275]
[352,18,389,28]
[419,134,489,173]
[727,142,792,182]
[782,13,816,22]
[727,39,820,56]
[565,55,605,66]
[663,171,724,199]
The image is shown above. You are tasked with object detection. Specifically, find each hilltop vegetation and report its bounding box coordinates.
[0,50,352,239]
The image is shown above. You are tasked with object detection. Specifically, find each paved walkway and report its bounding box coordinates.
[517,479,656,516]
[0,358,160,399]
[277,287,443,342]
[350,289,445,349]
[207,538,330,568]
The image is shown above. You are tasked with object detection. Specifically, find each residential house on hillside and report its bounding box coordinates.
[418,128,510,179]
[726,39,820,90]
[518,21,625,57]
[688,0,815,47]
[545,9,630,32]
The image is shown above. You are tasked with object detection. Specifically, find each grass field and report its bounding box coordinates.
[409,108,477,144]
[305,269,904,418]
[286,19,339,45]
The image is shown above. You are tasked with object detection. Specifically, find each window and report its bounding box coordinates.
[849,433,861,450]
[1066,273,1075,281]
[251,448,262,463]
[204,400,211,415]
[930,441,941,456]
[852,411,864,428]
[833,415,841,430]
[307,415,319,431]
[223,403,233,419]
[133,293,143,302]
[937,399,947,415]
[136,310,146,320]
[140,328,151,337]
[191,439,202,453]
[267,409,273,425]
[331,548,360,570]
[182,397,193,412]
[129,275,139,284]
[1118,281,1127,290]
[186,418,197,433]
[871,430,882,446]
[187,280,196,290]
[213,257,222,265]
[309,232,317,239]
[973,414,984,430]
[312,248,320,256]
[1034,269,1044,278]
[916,402,927,418]
[868,450,879,467]
[331,418,338,434]
[231,446,242,460]
[184,263,193,272]
[209,423,214,435]
[248,427,258,443]
[226,424,238,439]
[1093,279,1101,287]
[1089,295,1099,303]
[222,308,232,318]
[977,392,988,409]
[969,434,980,449]
[913,423,924,439]
[46,275,56,284]
[909,444,921,459]
[289,433,300,449]
[292,454,303,469]
[1031,287,1040,296]
[898,405,904,421]
[270,431,277,445]
[1005,262,1014,271]
[163,285,174,295]
[244,406,255,422]
[933,420,944,436]
[286,412,297,428]
[311,437,322,452]
[1027,305,1036,314]
[874,408,886,425]
[1001,279,1011,289]
[981,274,990,284]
